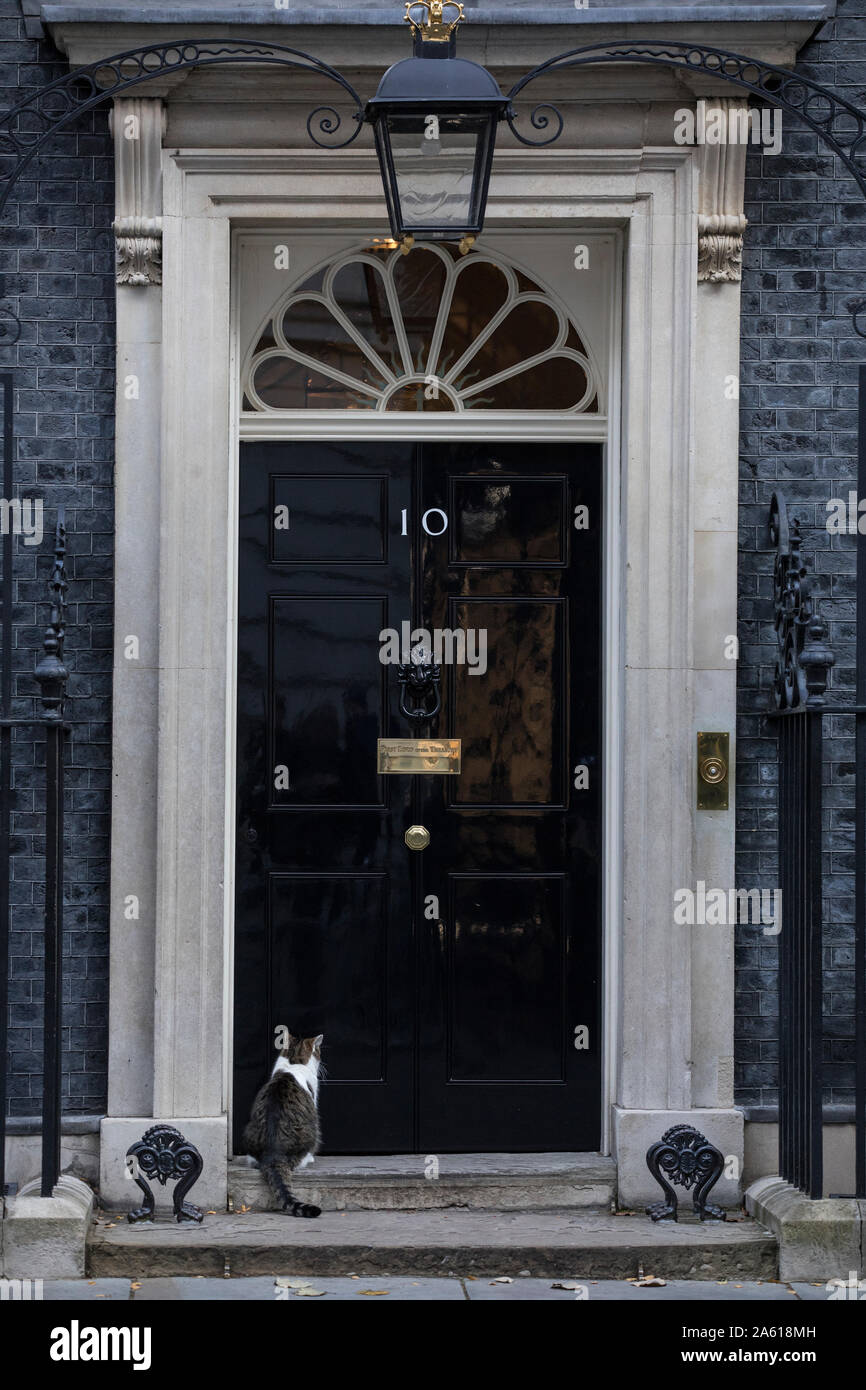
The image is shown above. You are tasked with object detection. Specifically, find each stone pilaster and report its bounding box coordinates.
[104,97,165,1124]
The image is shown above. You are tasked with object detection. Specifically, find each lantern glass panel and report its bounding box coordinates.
[386,111,490,230]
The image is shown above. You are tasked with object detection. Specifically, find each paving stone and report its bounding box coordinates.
[789,1281,845,1302]
[465,1278,798,1301]
[49,1275,464,1301]
[272,1277,465,1301]
[42,1279,131,1300]
[39,1275,807,1302]
[131,1277,278,1301]
[465,1276,593,1300]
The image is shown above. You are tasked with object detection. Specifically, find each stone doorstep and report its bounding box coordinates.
[228,1151,618,1213]
[87,1209,778,1281]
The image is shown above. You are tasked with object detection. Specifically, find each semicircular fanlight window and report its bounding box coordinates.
[244,242,601,414]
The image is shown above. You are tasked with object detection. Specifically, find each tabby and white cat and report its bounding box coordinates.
[242,1033,323,1218]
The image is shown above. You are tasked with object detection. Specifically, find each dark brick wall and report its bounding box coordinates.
[0,0,114,1118]
[736,0,866,1111]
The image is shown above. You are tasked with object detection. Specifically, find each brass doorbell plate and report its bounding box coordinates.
[697,732,730,811]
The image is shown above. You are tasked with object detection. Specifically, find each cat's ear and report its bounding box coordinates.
[313,1033,324,1053]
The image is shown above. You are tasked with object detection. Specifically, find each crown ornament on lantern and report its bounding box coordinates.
[404,0,466,42]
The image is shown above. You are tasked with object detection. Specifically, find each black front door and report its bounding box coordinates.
[233,440,601,1152]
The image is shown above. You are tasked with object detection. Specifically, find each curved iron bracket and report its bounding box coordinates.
[505,40,866,206]
[0,39,365,218]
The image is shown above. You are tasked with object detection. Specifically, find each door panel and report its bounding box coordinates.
[417,443,601,1150]
[233,442,413,1152]
[447,874,566,1082]
[270,596,387,807]
[234,439,601,1153]
[269,874,388,1082]
[450,598,566,805]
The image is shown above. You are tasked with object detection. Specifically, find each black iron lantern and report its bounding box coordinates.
[366,1,508,252]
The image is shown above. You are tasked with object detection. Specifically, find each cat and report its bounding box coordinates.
[242,1032,324,1218]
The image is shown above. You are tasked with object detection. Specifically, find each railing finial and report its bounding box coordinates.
[34,507,69,722]
[770,491,835,710]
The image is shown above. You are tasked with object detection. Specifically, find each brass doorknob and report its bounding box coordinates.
[404,824,430,851]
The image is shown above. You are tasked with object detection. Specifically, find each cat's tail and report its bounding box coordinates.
[259,1153,321,1219]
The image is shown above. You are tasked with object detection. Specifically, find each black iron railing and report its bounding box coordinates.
[768,492,832,1199]
[774,708,825,1198]
[0,370,69,1199]
[0,372,11,1198]
[768,368,866,1197]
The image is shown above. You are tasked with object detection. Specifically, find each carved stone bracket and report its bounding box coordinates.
[110,99,166,287]
[697,98,749,284]
[114,217,163,287]
[698,212,748,284]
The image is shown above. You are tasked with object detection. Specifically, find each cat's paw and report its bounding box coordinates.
[295,1202,321,1219]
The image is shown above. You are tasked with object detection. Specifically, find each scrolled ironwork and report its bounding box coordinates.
[645,1124,726,1222]
[505,41,866,202]
[306,104,362,148]
[126,1124,204,1224]
[0,39,366,218]
[506,102,563,148]
[770,491,835,711]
